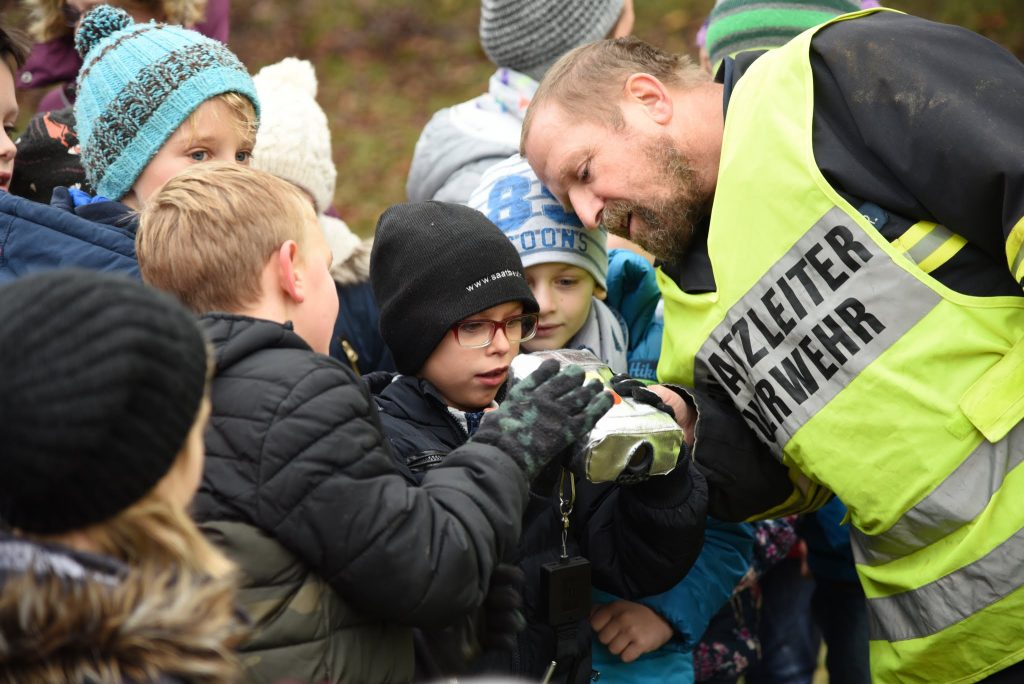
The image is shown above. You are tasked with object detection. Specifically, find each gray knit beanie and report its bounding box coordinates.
[480,0,626,81]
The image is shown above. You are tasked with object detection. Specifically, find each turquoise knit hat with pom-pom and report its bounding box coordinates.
[73,5,259,200]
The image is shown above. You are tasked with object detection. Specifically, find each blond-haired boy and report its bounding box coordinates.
[137,162,611,684]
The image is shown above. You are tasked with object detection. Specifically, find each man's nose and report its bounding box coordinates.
[568,186,603,230]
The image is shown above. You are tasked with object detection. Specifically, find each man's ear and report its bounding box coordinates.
[624,73,673,125]
[276,240,305,303]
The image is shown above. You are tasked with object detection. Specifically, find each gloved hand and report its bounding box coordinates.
[471,358,613,480]
[477,563,527,651]
[413,564,526,676]
[610,373,676,420]
[361,369,395,395]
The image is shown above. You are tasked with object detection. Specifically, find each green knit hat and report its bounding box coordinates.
[706,0,860,70]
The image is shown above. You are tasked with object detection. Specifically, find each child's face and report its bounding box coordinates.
[289,215,339,355]
[419,301,525,411]
[0,57,18,193]
[523,263,596,352]
[129,97,254,207]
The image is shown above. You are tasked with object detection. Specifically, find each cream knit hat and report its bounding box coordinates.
[251,58,337,213]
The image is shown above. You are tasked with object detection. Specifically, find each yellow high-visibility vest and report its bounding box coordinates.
[657,9,1024,682]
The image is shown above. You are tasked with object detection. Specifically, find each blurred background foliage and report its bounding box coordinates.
[5,1,1023,236]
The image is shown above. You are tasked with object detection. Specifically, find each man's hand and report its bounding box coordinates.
[590,600,674,663]
[647,385,696,446]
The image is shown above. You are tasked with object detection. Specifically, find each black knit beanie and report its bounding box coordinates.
[0,270,209,534]
[370,201,538,375]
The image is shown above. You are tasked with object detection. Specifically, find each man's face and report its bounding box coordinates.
[523,103,710,263]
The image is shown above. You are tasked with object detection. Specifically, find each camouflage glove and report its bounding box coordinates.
[471,358,613,480]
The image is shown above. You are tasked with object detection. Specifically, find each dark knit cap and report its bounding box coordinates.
[10,106,92,204]
[370,201,538,375]
[0,270,209,534]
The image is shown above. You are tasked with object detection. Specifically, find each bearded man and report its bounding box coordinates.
[521,8,1024,684]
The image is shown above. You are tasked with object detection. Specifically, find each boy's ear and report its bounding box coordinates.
[624,73,673,125]
[276,240,305,303]
[594,286,607,301]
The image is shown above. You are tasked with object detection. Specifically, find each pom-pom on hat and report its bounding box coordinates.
[479,0,625,81]
[468,154,608,290]
[251,58,337,214]
[370,201,538,375]
[0,270,209,535]
[73,5,259,200]
[706,0,861,70]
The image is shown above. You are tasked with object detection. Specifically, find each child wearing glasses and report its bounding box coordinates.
[469,156,757,684]
[135,164,611,684]
[370,200,708,684]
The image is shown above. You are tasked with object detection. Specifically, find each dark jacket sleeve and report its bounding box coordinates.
[256,357,529,627]
[576,452,708,599]
[810,12,1024,282]
[686,387,797,521]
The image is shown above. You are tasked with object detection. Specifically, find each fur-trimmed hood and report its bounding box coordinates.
[0,535,242,684]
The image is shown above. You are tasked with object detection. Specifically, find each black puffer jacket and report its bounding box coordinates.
[376,375,708,683]
[195,315,531,682]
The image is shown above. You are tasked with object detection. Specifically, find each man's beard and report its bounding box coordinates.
[599,136,708,263]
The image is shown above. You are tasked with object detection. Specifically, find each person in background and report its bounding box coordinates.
[704,0,860,74]
[407,0,633,205]
[468,153,668,381]
[250,57,395,374]
[0,269,245,683]
[468,155,628,372]
[17,0,229,111]
[0,25,28,194]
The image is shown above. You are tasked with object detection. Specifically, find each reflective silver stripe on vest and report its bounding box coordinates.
[852,423,1024,566]
[904,224,954,265]
[1012,240,1024,281]
[694,207,942,452]
[867,525,1024,642]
